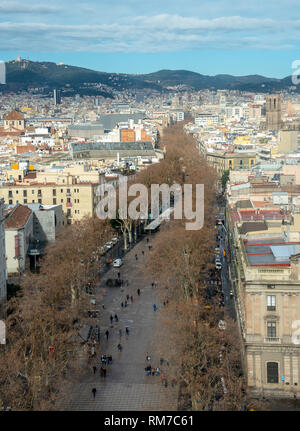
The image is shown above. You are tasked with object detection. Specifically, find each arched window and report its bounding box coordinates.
[267,362,278,383]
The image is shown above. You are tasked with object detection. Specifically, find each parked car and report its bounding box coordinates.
[111,237,119,244]
[113,258,123,268]
[105,241,113,250]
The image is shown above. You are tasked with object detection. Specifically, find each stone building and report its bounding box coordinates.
[226,203,300,398]
[265,94,282,131]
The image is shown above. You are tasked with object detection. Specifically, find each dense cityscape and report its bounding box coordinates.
[1,0,300,421]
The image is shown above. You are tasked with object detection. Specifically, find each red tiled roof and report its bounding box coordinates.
[5,205,32,229]
[4,110,24,121]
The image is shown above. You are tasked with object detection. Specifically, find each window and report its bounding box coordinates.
[8,191,12,197]
[67,209,71,216]
[67,198,71,203]
[38,189,42,197]
[61,199,63,203]
[23,199,27,204]
[53,198,57,205]
[267,295,276,311]
[9,199,12,205]
[38,199,42,204]
[32,200,35,203]
[267,321,276,338]
[32,190,34,194]
[267,284,275,289]
[23,190,27,197]
[61,189,63,193]
[53,189,56,196]
[16,190,18,194]
[67,189,70,194]
[267,362,279,384]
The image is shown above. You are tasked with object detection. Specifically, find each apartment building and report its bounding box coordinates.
[226,200,300,398]
[0,199,6,305]
[206,151,256,174]
[1,181,101,225]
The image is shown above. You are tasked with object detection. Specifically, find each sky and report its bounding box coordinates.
[0,0,300,77]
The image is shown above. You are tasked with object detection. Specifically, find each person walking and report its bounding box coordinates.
[125,327,129,336]
[126,294,129,301]
[153,304,157,311]
[103,368,107,378]
[92,387,97,398]
[117,343,122,352]
[105,330,109,340]
[135,254,138,261]
[121,302,124,309]
[124,300,127,307]
[146,238,149,243]
[148,245,151,251]
[110,314,113,324]
[114,314,119,322]
[130,295,133,303]
[146,353,151,361]
[93,366,97,374]
[151,282,154,288]
[142,250,144,256]
[137,288,141,296]
[117,272,121,279]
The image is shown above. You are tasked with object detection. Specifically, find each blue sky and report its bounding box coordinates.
[0,0,299,77]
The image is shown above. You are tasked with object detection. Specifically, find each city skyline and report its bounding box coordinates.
[0,0,300,77]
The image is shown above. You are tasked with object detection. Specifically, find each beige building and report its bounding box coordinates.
[226,204,300,398]
[278,130,299,154]
[265,94,282,131]
[0,199,6,306]
[206,151,256,174]
[3,110,25,131]
[1,181,102,225]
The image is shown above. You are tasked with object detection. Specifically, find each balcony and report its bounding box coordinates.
[264,337,281,344]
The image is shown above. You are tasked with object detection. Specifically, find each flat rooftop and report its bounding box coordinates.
[244,238,300,267]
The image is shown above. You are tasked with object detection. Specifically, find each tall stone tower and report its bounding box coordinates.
[266,94,282,130]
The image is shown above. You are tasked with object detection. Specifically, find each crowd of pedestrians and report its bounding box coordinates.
[90,236,168,400]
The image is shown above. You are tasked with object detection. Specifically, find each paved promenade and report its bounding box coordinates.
[64,235,178,411]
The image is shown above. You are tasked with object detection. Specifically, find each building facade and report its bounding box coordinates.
[0,199,6,305]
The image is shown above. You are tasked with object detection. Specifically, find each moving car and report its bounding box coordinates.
[215,261,222,270]
[113,258,123,268]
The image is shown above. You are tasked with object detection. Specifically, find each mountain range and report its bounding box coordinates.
[0,59,296,95]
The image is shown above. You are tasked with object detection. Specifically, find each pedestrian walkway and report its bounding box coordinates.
[62,236,178,411]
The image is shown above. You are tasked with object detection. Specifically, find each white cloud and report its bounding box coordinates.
[0,13,299,53]
[0,2,61,14]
